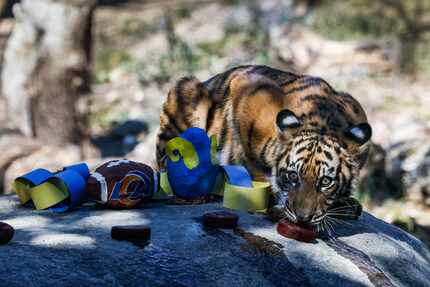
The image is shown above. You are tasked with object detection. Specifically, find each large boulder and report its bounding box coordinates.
[0,195,428,286]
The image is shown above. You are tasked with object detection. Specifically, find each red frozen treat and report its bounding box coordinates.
[277,218,317,243]
[111,225,151,243]
[202,211,239,229]
[0,222,14,245]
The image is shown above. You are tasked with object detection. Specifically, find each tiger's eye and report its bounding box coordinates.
[320,176,334,187]
[286,171,299,183]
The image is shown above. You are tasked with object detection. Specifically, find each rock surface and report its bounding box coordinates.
[0,195,429,287]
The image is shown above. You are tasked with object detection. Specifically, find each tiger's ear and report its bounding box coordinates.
[344,123,372,146]
[276,109,302,135]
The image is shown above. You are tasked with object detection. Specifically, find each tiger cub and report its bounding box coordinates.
[156,65,371,226]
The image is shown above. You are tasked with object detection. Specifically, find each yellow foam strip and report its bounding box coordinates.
[155,172,174,199]
[166,138,199,170]
[13,180,32,204]
[30,180,69,210]
[223,181,271,213]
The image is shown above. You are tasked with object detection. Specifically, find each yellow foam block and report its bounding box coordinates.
[13,180,32,204]
[223,181,270,213]
[30,180,69,210]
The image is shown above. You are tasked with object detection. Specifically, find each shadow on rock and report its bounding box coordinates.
[91,119,148,157]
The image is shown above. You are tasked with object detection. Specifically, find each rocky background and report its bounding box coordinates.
[0,0,429,246]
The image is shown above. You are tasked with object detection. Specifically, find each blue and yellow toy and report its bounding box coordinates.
[165,127,219,198]
[163,127,271,213]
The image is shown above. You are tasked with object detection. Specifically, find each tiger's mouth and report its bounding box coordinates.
[282,197,363,235]
[282,204,335,235]
[283,203,324,225]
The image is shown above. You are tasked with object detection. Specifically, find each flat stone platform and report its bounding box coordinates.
[0,195,429,287]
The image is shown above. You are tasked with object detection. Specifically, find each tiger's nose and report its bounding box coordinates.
[295,209,313,223]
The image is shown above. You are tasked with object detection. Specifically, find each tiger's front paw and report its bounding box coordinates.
[266,190,289,222]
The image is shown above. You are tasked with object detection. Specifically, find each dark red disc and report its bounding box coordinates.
[0,222,14,245]
[202,211,239,229]
[277,218,317,243]
[111,225,151,243]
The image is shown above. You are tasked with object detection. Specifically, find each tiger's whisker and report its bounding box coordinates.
[325,212,353,216]
[327,217,338,232]
[326,215,353,227]
[322,219,331,236]
[327,206,359,212]
[327,208,356,214]
[325,218,335,235]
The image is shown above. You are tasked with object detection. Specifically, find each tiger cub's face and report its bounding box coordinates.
[272,109,371,227]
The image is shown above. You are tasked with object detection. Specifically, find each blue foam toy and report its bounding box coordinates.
[221,165,253,188]
[18,168,53,186]
[49,169,88,213]
[64,163,90,179]
[166,127,220,198]
[15,163,90,212]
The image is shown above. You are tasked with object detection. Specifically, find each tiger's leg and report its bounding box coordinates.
[247,165,286,221]
[156,76,211,170]
[245,165,266,182]
[242,159,285,220]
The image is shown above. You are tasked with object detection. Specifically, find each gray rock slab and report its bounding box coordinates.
[0,195,429,287]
